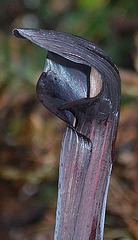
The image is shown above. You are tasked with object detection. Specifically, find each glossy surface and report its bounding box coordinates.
[36,52,90,126]
[13,29,121,240]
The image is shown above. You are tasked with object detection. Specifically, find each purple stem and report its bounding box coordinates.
[55,115,117,240]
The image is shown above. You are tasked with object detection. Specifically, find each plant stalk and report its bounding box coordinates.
[55,115,116,240]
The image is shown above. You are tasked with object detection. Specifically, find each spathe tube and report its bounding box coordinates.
[13,28,121,239]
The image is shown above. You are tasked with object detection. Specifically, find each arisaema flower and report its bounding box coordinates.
[13,29,121,240]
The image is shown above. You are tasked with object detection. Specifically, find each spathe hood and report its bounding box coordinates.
[13,28,120,134]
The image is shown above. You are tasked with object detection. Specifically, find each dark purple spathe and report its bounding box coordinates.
[13,28,121,240]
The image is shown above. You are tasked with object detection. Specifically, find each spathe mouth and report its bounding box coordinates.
[36,51,91,127]
[13,28,119,134]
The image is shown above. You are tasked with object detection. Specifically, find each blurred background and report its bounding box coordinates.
[0,0,138,239]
